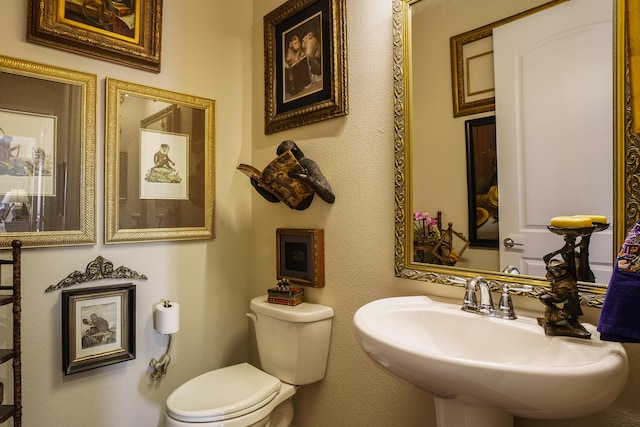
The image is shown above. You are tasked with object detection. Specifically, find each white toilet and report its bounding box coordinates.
[164,295,334,427]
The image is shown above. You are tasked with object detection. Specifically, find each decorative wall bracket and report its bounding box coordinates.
[45,256,148,293]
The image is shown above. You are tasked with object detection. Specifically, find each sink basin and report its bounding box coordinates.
[354,296,627,424]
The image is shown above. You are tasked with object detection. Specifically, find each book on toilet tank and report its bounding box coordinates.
[268,287,304,306]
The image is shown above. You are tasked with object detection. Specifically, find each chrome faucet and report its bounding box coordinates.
[461,276,494,316]
[460,276,533,319]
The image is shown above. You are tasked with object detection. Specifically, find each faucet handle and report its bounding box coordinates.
[495,284,532,319]
[461,277,479,312]
[462,286,478,312]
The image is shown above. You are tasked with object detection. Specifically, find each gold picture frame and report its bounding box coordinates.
[264,0,348,134]
[0,55,96,248]
[105,78,215,243]
[27,0,163,73]
[450,1,568,117]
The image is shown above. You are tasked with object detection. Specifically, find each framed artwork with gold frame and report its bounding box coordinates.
[264,0,348,134]
[0,55,96,248]
[27,0,163,73]
[450,0,567,117]
[105,78,215,243]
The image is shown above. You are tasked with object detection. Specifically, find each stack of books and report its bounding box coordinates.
[268,286,304,306]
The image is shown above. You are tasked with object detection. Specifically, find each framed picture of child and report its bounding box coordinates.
[264,0,348,134]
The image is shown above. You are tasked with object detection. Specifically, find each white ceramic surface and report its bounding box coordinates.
[353,295,628,420]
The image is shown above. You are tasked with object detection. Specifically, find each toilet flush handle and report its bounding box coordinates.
[246,312,257,323]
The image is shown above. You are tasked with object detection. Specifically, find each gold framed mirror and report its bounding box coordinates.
[394,0,629,307]
[105,78,215,244]
[0,55,96,248]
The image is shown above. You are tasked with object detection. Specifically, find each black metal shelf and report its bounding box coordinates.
[0,405,17,423]
[0,241,21,426]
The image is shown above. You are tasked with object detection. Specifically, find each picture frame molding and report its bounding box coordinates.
[105,78,215,244]
[264,0,348,134]
[27,0,163,73]
[450,0,568,117]
[276,228,325,288]
[62,283,136,375]
[0,55,96,248]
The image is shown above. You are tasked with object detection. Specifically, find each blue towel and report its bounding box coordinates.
[597,219,640,342]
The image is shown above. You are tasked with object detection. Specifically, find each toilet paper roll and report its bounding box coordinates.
[155,301,180,334]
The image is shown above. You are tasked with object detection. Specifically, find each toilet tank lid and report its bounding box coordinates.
[250,295,334,322]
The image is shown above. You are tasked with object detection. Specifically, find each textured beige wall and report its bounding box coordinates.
[250,1,640,427]
[249,0,435,425]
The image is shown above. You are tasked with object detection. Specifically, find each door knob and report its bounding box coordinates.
[503,237,523,248]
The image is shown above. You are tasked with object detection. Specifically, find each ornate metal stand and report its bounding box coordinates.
[537,225,606,339]
[575,222,610,283]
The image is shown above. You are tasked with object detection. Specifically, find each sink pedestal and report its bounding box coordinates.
[435,398,513,427]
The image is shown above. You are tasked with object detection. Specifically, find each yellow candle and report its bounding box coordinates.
[550,216,592,228]
[575,214,607,224]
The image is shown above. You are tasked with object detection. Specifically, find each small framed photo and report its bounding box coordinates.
[465,116,498,248]
[62,283,136,375]
[264,0,348,134]
[276,228,324,288]
[27,0,163,73]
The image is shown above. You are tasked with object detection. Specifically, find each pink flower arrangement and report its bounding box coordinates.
[413,211,441,244]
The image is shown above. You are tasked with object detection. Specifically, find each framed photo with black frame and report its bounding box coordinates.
[465,116,499,248]
[276,228,324,288]
[264,0,348,134]
[62,283,136,375]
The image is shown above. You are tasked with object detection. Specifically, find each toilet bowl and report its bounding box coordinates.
[165,363,296,427]
[164,296,334,427]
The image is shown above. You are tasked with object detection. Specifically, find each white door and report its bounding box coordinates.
[494,0,613,282]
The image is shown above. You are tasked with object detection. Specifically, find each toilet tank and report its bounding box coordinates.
[249,295,334,385]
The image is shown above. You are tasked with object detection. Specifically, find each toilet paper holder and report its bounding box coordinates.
[150,299,179,379]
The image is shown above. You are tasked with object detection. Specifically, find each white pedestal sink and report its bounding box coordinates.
[353,296,628,427]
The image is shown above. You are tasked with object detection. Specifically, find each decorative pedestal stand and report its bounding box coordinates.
[435,398,513,427]
[538,224,608,339]
[575,222,610,282]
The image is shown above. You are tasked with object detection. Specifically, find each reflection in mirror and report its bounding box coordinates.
[105,79,215,243]
[0,55,96,247]
[393,0,626,306]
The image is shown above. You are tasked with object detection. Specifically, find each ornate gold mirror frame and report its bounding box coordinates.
[393,0,629,307]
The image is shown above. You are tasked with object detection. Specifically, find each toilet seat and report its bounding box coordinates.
[166,363,281,423]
